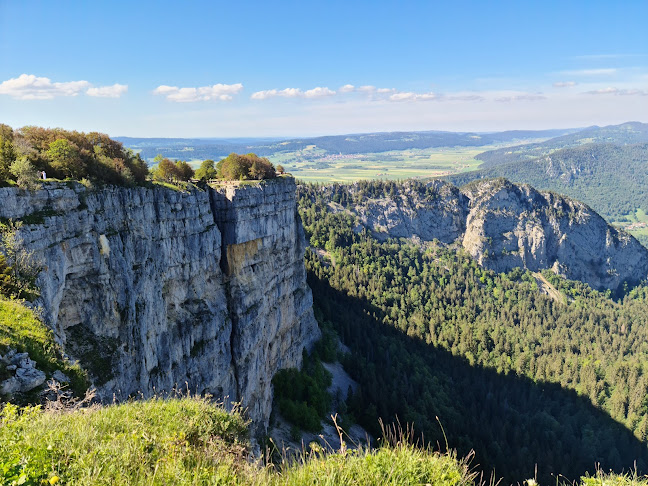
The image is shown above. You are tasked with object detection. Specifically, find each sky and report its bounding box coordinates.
[0,0,647,138]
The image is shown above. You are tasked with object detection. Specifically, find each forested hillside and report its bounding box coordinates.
[474,122,648,168]
[449,143,648,218]
[298,181,648,484]
[447,143,648,246]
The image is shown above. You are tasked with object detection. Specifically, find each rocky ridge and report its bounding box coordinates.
[322,178,648,292]
[0,178,319,434]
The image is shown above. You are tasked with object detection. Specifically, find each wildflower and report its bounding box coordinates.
[49,476,60,485]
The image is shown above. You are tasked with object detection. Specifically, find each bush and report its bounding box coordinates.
[195,159,218,180]
[272,350,332,432]
[216,153,276,181]
[0,125,149,186]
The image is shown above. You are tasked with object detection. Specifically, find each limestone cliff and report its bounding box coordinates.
[322,178,648,292]
[0,177,319,433]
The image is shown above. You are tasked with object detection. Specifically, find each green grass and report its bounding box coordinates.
[0,297,87,396]
[0,397,477,486]
[577,472,648,486]
[610,208,648,247]
[3,395,641,485]
[268,145,493,183]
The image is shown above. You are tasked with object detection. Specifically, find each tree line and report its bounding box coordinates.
[297,180,648,484]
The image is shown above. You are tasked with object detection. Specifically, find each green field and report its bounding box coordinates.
[611,208,648,246]
[268,145,493,183]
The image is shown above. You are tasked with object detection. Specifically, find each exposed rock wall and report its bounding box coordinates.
[0,178,319,433]
[324,178,648,292]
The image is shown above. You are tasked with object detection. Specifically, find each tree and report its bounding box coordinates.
[174,160,195,181]
[152,157,179,181]
[47,138,84,179]
[276,164,285,175]
[10,156,40,190]
[0,124,16,181]
[0,221,42,300]
[195,159,217,180]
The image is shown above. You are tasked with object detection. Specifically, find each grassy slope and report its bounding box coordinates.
[0,298,86,394]
[2,396,646,485]
[0,397,475,486]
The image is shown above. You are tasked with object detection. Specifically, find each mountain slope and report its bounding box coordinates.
[117,128,577,161]
[475,121,648,168]
[314,178,648,292]
[298,180,648,483]
[446,143,648,246]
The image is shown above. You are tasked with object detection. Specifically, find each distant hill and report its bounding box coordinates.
[117,128,578,162]
[475,122,648,168]
[449,143,648,220]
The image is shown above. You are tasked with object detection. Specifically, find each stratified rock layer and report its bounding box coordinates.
[323,178,648,291]
[0,178,319,433]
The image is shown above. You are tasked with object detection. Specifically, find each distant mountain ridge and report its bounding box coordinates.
[474,121,648,168]
[117,128,578,161]
[448,143,648,223]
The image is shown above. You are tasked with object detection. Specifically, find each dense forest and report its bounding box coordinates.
[0,125,148,186]
[474,122,648,168]
[449,143,648,221]
[297,180,648,484]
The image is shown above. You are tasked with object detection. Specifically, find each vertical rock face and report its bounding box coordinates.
[210,180,319,431]
[318,178,648,292]
[0,178,319,433]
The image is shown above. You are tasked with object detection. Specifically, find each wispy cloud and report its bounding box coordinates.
[561,68,617,76]
[553,81,577,88]
[251,86,336,100]
[495,94,547,102]
[584,87,648,96]
[252,83,542,104]
[86,83,128,98]
[389,91,438,101]
[304,87,336,98]
[0,74,90,100]
[153,83,243,102]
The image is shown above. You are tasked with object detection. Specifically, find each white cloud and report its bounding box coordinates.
[338,84,355,93]
[446,94,485,102]
[304,87,336,98]
[553,81,577,88]
[585,87,648,96]
[562,68,617,76]
[251,86,335,100]
[357,85,377,93]
[0,74,89,100]
[153,83,243,102]
[495,94,547,102]
[0,74,131,100]
[389,91,438,101]
[86,83,128,98]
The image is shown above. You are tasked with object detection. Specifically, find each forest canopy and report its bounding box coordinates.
[0,124,149,186]
[215,153,277,181]
[297,179,648,484]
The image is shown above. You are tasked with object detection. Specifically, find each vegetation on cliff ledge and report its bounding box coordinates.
[0,124,148,187]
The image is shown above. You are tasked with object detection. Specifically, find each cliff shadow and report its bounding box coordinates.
[308,274,648,485]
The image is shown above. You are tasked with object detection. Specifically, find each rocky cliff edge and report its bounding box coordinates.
[0,177,320,434]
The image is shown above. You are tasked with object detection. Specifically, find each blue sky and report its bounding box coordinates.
[1,0,647,137]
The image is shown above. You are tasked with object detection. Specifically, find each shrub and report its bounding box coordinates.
[216,153,276,181]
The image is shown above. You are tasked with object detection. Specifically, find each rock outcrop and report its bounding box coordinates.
[323,178,648,292]
[0,178,319,434]
[0,350,47,395]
